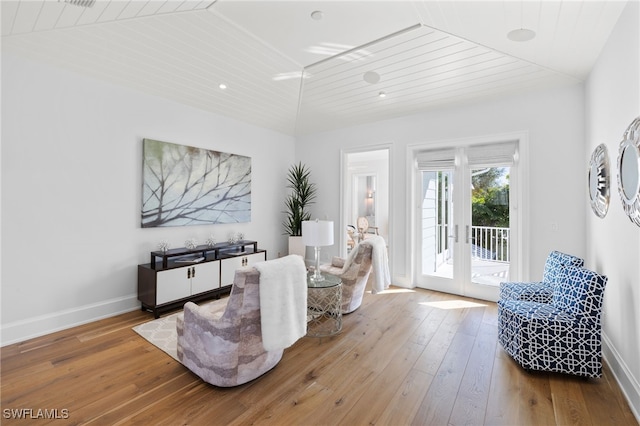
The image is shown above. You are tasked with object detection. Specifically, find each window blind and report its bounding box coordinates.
[467,141,518,167]
[416,148,456,170]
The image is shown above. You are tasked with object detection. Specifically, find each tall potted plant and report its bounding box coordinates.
[283,162,317,256]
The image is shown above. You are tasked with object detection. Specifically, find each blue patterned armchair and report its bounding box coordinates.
[499,250,584,303]
[498,265,607,378]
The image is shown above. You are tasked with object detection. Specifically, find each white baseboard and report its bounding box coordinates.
[1,294,140,347]
[391,274,411,288]
[603,333,640,423]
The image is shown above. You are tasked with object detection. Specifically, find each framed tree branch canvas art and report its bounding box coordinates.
[141,138,251,228]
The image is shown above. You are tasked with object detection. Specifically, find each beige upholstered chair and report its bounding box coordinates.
[176,266,285,387]
[356,216,369,236]
[356,216,379,242]
[319,242,374,314]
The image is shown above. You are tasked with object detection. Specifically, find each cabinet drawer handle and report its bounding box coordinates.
[191,267,196,277]
[187,268,191,279]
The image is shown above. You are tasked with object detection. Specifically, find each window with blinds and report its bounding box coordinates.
[415,148,456,170]
[467,141,518,167]
[416,142,517,170]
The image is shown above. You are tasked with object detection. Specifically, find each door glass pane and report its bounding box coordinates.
[421,170,454,278]
[470,167,510,285]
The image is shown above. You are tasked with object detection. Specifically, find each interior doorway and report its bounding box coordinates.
[342,148,390,256]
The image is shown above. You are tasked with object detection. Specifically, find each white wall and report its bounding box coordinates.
[585,0,640,418]
[297,83,586,288]
[1,53,295,345]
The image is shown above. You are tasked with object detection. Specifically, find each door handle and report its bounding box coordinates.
[454,225,459,243]
[466,225,470,244]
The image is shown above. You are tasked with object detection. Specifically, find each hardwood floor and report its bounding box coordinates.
[1,287,637,425]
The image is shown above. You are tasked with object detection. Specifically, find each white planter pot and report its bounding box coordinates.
[288,236,306,258]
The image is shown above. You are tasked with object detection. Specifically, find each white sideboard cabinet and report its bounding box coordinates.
[220,252,267,287]
[138,240,266,318]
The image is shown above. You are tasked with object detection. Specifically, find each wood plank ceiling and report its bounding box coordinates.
[1,0,628,136]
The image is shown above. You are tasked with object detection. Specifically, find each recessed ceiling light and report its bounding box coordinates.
[363,71,380,84]
[219,83,227,90]
[507,28,536,42]
[311,10,323,20]
[378,91,386,98]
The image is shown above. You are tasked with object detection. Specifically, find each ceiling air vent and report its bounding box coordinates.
[62,0,96,8]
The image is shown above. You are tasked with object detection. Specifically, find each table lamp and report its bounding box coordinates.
[302,219,334,282]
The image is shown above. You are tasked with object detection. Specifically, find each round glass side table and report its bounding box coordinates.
[306,273,342,337]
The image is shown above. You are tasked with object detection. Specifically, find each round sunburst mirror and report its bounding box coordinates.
[617,117,640,226]
[589,144,610,218]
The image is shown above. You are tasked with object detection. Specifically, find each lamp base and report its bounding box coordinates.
[309,269,324,282]
[309,246,323,282]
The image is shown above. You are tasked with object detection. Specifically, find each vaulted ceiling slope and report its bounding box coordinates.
[1,0,627,136]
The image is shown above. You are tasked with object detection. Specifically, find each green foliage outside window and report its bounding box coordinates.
[472,168,509,228]
[472,167,510,260]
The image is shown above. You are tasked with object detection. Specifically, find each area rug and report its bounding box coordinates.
[132,297,229,361]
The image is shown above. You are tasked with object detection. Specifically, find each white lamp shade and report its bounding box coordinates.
[302,220,334,246]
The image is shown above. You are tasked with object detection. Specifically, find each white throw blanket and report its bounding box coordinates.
[361,236,391,294]
[255,255,308,351]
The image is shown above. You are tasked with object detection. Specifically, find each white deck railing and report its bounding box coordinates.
[435,224,510,262]
[470,226,510,262]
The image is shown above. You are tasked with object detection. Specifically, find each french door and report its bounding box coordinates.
[416,143,518,301]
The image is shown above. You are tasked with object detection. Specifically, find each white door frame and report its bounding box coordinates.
[407,131,530,301]
[340,144,393,259]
